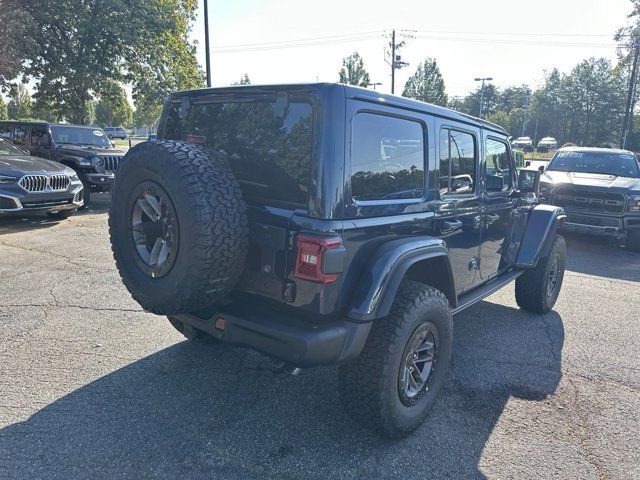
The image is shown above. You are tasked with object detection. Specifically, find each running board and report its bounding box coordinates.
[452,269,524,315]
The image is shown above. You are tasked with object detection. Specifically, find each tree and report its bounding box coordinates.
[0,1,34,90]
[461,83,500,118]
[402,58,448,106]
[338,52,370,87]
[233,74,251,86]
[17,0,203,124]
[7,84,32,119]
[95,81,133,127]
[0,96,7,120]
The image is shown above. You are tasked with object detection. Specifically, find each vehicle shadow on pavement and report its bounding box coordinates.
[564,232,640,283]
[0,302,563,480]
[0,195,110,236]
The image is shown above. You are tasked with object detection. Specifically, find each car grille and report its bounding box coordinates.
[19,174,71,193]
[553,188,626,214]
[22,199,72,208]
[99,155,122,172]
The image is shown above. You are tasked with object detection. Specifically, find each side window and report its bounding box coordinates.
[485,138,512,193]
[30,126,50,147]
[351,113,425,201]
[0,125,11,139]
[12,126,28,145]
[439,128,476,195]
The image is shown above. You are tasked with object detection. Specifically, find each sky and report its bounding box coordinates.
[191,0,633,97]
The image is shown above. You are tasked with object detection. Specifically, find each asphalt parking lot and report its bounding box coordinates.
[0,195,639,480]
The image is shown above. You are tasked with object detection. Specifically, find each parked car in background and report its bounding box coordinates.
[512,136,534,152]
[0,121,126,206]
[103,126,127,140]
[537,136,558,151]
[0,137,83,218]
[540,146,640,251]
[109,83,567,438]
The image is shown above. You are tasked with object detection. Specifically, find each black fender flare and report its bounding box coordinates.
[347,237,456,322]
[515,204,566,268]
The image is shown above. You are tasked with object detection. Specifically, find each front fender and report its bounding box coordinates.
[347,237,453,322]
[515,204,566,268]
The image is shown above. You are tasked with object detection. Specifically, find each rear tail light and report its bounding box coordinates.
[185,135,207,144]
[294,235,342,283]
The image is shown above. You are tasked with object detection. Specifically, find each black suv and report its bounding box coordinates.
[109,84,566,437]
[539,146,640,251]
[0,121,126,205]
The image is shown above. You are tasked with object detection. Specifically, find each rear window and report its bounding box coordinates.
[163,96,314,207]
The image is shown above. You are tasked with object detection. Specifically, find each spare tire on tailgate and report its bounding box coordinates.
[109,140,248,315]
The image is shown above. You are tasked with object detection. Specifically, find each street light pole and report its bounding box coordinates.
[474,77,493,119]
[203,0,212,87]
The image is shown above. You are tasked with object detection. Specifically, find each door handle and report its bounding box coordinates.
[485,214,500,226]
[441,220,462,233]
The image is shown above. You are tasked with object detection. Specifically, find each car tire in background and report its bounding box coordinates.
[78,173,91,209]
[339,281,453,438]
[109,140,248,315]
[515,234,566,314]
[625,230,640,252]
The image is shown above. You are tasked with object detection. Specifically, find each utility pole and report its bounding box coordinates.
[621,38,640,149]
[391,30,396,94]
[386,29,410,94]
[522,93,530,137]
[474,77,493,119]
[204,0,212,87]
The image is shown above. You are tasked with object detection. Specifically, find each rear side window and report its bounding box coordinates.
[350,113,425,201]
[12,126,28,145]
[439,129,476,195]
[164,98,313,207]
[0,125,11,139]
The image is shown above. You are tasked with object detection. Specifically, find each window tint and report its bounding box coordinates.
[485,138,512,192]
[30,125,50,147]
[439,129,476,195]
[12,126,27,145]
[0,125,11,139]
[351,113,425,201]
[164,99,313,207]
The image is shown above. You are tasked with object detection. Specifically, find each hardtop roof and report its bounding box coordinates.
[167,83,508,136]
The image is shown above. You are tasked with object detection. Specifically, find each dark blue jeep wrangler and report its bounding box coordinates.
[109,83,566,437]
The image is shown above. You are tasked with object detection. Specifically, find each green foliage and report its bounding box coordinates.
[233,74,251,86]
[0,96,7,120]
[402,58,448,106]
[95,81,133,127]
[0,0,34,90]
[7,84,32,119]
[14,0,202,125]
[338,52,371,87]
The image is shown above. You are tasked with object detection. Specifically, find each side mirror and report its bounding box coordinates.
[486,174,504,192]
[518,169,540,194]
[538,165,545,173]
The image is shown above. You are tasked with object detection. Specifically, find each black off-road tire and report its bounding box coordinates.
[338,282,453,438]
[46,209,75,220]
[515,234,566,314]
[167,316,216,343]
[78,173,91,209]
[625,230,640,253]
[109,140,248,315]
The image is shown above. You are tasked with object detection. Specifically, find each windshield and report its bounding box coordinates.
[0,137,27,156]
[548,150,640,178]
[51,126,111,147]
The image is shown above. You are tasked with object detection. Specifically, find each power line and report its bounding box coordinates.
[213,31,384,53]
[413,34,618,48]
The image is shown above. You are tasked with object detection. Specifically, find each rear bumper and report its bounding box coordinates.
[172,305,371,368]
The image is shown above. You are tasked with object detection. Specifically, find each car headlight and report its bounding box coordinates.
[0,175,17,184]
[91,156,104,168]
